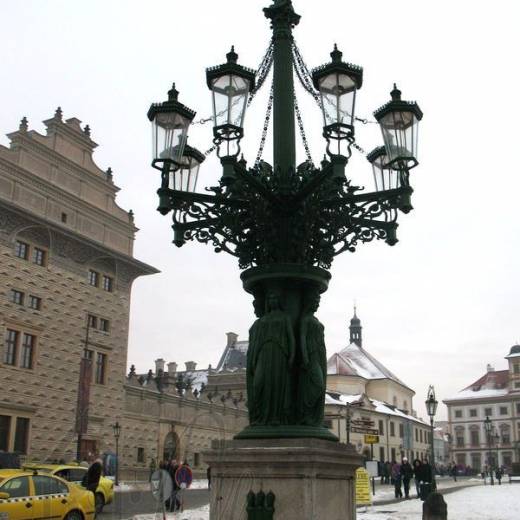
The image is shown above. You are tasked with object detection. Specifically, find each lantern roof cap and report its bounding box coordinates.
[366,146,388,164]
[182,143,206,164]
[373,84,423,122]
[206,46,256,91]
[147,83,197,122]
[311,45,363,91]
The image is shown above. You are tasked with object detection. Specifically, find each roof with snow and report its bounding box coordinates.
[444,369,510,402]
[216,340,248,371]
[325,391,428,426]
[327,342,412,391]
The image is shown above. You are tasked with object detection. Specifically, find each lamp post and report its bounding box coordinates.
[112,421,121,486]
[148,0,423,441]
[484,415,494,485]
[425,385,438,491]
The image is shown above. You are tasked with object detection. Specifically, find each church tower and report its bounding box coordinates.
[349,307,362,347]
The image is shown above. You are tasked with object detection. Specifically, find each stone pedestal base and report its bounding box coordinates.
[203,438,363,520]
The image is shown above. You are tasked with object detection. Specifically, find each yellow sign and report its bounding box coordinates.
[355,467,372,506]
[364,434,379,444]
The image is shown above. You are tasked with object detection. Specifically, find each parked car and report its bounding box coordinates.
[0,469,95,520]
[23,464,114,513]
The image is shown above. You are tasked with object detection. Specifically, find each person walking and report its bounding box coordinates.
[207,465,211,490]
[168,459,180,512]
[384,461,391,484]
[84,458,103,517]
[495,467,503,485]
[391,460,402,498]
[400,457,413,499]
[450,461,457,482]
[412,459,423,498]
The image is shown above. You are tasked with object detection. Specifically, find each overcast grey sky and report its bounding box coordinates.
[2,0,519,420]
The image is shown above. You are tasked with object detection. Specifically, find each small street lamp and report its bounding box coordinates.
[112,421,121,486]
[425,385,438,490]
[484,415,494,485]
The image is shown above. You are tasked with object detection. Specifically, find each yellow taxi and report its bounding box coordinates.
[0,469,95,520]
[22,465,113,514]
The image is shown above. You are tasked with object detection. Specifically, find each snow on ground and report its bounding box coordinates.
[131,505,209,520]
[117,480,209,493]
[358,484,520,520]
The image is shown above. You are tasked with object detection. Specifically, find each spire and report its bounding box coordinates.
[349,305,362,347]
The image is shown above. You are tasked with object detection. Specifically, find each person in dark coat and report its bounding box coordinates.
[83,459,103,517]
[391,461,402,498]
[412,459,423,498]
[400,457,414,498]
[167,460,180,512]
[207,465,211,490]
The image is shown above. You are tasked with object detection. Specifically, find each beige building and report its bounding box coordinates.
[0,111,157,462]
[443,345,520,471]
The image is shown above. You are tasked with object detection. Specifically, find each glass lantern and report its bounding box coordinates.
[311,45,363,157]
[172,144,205,193]
[206,47,255,156]
[147,84,196,168]
[374,85,423,170]
[366,146,399,191]
[425,385,438,418]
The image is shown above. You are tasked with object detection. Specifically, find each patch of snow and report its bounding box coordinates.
[444,388,509,401]
[131,505,209,520]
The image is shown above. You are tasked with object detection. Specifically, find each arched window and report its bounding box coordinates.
[163,431,179,462]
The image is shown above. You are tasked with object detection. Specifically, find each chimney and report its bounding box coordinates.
[185,361,197,371]
[167,362,177,377]
[226,332,238,348]
[155,358,165,374]
[487,364,495,373]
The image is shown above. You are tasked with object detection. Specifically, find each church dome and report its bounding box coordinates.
[509,344,520,355]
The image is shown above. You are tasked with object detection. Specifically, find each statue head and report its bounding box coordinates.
[305,289,321,314]
[252,295,265,318]
[266,291,281,312]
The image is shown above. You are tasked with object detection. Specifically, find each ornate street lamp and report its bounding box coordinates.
[147,0,423,442]
[207,46,256,157]
[112,421,121,486]
[425,385,438,491]
[484,415,494,485]
[374,84,423,170]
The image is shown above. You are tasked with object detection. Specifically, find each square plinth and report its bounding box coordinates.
[203,437,363,520]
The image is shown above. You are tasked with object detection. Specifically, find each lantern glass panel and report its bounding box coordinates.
[371,153,399,191]
[211,74,250,131]
[172,156,201,193]
[379,110,419,168]
[319,72,357,135]
[151,112,190,164]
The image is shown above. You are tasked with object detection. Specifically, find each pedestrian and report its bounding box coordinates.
[391,460,402,498]
[450,461,457,482]
[400,457,413,499]
[168,460,180,512]
[149,458,156,482]
[384,461,391,484]
[207,465,211,490]
[84,458,103,517]
[412,459,423,498]
[495,467,503,485]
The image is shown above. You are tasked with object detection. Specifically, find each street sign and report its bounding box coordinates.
[351,418,375,427]
[351,426,379,435]
[364,434,379,444]
[150,469,173,502]
[366,460,379,477]
[175,464,193,489]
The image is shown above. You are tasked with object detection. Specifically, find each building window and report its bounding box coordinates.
[390,422,395,437]
[499,406,508,416]
[391,447,396,461]
[454,410,462,418]
[469,409,477,417]
[470,430,479,446]
[456,435,464,448]
[137,447,145,463]
[515,382,520,389]
[95,353,106,384]
[13,417,30,454]
[99,318,110,333]
[28,295,41,310]
[516,403,520,414]
[84,349,93,361]
[32,247,46,266]
[378,420,384,435]
[0,415,10,451]
[415,428,418,442]
[379,447,385,462]
[4,329,19,365]
[9,289,24,305]
[20,333,35,369]
[456,453,467,466]
[61,212,68,223]
[514,364,520,374]
[15,241,29,260]
[194,453,200,467]
[399,423,404,438]
[102,275,113,292]
[323,419,332,429]
[420,430,423,443]
[484,407,493,417]
[88,270,99,287]
[502,433,510,444]
[88,314,98,329]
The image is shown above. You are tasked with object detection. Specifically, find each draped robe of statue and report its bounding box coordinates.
[298,311,327,426]
[246,301,295,426]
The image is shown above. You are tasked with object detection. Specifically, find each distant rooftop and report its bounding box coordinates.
[444,369,509,402]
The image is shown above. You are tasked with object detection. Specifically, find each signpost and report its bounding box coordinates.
[150,469,172,520]
[355,467,372,507]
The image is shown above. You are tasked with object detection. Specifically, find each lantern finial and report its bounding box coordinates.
[168,83,179,101]
[391,83,401,101]
[227,45,238,64]
[330,44,342,63]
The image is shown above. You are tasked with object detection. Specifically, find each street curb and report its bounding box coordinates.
[364,482,483,507]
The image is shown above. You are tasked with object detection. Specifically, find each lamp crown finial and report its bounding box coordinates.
[227,45,238,64]
[19,117,28,132]
[168,83,179,101]
[55,107,63,120]
[331,43,342,63]
[391,83,401,101]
